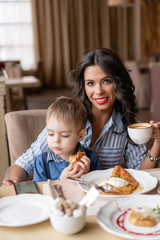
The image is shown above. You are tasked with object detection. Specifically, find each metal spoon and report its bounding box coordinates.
[67,177,117,193]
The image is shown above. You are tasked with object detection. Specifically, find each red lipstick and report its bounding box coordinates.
[95,97,108,105]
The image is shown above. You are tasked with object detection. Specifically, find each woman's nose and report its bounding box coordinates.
[95,83,104,94]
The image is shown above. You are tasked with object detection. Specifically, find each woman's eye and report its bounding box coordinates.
[103,78,112,84]
[86,81,94,86]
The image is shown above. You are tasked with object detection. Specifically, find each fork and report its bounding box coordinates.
[66,177,117,193]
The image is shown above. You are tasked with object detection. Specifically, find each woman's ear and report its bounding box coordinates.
[78,129,85,141]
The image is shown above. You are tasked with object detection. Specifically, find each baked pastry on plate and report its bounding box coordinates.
[99,165,139,195]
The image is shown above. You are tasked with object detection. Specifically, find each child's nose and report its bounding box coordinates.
[53,134,60,142]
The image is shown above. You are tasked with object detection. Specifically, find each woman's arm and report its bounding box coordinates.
[139,121,160,169]
[2,165,28,186]
[14,127,48,176]
[2,127,48,185]
[139,140,160,169]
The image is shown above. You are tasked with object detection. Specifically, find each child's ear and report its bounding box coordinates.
[78,129,85,141]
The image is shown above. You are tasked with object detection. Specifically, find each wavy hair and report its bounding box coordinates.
[69,48,138,130]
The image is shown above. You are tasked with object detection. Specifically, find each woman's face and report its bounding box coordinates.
[84,65,116,113]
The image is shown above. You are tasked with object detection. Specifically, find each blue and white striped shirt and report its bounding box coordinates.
[15,109,147,176]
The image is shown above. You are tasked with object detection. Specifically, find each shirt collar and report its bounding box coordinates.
[47,149,65,163]
[85,108,124,134]
[47,142,85,163]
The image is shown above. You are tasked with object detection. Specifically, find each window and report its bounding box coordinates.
[0,0,35,69]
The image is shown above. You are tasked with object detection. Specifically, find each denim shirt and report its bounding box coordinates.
[33,145,101,182]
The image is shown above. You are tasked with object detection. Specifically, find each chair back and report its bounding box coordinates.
[125,61,151,109]
[150,63,160,121]
[5,109,47,165]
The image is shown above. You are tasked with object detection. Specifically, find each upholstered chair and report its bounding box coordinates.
[4,109,47,179]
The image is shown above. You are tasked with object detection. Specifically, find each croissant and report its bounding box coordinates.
[69,151,85,166]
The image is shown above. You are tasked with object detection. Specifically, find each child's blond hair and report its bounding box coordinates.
[46,96,87,130]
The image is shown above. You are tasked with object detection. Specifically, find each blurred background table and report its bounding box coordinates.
[5,76,41,112]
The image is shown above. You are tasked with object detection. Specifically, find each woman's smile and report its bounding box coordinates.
[94,97,109,105]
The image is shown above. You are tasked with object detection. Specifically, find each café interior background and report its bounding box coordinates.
[0,0,160,184]
[1,0,160,89]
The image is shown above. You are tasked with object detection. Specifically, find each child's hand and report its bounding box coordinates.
[75,156,91,174]
[60,162,84,180]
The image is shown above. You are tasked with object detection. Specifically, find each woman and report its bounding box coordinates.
[3,48,160,185]
[69,48,160,170]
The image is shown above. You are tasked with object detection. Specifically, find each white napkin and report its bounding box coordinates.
[43,181,57,199]
[148,170,160,181]
[79,187,99,207]
[42,182,107,216]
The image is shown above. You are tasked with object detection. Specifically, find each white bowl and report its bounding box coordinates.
[50,211,86,235]
[128,122,153,144]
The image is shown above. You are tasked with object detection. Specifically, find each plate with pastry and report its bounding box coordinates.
[96,194,160,239]
[78,166,158,197]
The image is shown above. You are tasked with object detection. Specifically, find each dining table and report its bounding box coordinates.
[4,76,41,112]
[0,168,160,240]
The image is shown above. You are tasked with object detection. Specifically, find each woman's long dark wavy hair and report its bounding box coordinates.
[69,48,138,130]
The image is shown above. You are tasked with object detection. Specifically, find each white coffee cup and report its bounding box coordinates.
[127,122,153,144]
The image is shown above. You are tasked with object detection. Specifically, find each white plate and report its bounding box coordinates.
[78,169,158,197]
[96,194,160,240]
[0,194,54,227]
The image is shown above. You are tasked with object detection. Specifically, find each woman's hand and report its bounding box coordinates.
[2,179,19,186]
[150,120,160,143]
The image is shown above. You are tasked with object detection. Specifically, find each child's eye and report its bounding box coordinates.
[62,135,69,138]
[48,133,54,136]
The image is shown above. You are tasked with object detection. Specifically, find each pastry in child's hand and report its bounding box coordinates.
[69,151,85,166]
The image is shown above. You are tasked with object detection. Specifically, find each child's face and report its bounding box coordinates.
[46,115,85,160]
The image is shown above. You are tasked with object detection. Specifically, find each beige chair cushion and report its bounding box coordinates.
[149,63,160,121]
[5,109,47,165]
[125,61,151,109]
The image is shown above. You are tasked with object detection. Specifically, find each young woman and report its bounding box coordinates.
[3,48,160,185]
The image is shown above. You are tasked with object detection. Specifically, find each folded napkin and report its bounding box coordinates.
[43,180,57,199]
[42,179,108,216]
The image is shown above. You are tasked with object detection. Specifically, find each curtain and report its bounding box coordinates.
[109,6,134,61]
[141,0,160,59]
[31,0,110,87]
